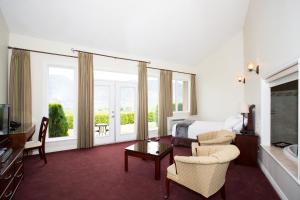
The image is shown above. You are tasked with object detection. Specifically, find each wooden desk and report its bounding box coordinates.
[9,124,35,149]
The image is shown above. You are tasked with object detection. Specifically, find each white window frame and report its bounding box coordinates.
[45,64,78,142]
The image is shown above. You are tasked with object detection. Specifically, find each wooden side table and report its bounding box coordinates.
[234,134,259,167]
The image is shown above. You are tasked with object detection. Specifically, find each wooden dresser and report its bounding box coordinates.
[0,148,24,200]
[9,124,35,149]
[234,134,259,167]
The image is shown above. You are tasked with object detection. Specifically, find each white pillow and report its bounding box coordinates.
[223,115,243,130]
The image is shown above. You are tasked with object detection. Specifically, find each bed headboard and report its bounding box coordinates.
[246,104,255,133]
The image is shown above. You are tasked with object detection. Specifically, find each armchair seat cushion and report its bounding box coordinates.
[25,141,42,149]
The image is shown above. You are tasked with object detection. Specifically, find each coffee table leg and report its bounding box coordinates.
[125,151,128,172]
[155,158,160,180]
[169,148,174,165]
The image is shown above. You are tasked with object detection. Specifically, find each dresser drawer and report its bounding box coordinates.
[14,164,23,188]
[0,167,14,194]
[14,154,23,172]
[0,180,14,200]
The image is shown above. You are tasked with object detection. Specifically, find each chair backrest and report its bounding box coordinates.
[197,130,236,145]
[38,117,49,146]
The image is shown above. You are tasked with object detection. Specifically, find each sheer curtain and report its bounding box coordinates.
[77,52,94,148]
[9,49,32,125]
[137,62,148,140]
[158,70,173,136]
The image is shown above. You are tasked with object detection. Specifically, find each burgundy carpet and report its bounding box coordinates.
[15,137,279,200]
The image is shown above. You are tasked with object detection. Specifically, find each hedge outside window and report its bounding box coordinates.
[49,103,69,137]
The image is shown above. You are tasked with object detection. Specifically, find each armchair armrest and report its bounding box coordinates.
[175,155,218,165]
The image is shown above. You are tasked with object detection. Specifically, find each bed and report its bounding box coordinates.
[171,105,255,146]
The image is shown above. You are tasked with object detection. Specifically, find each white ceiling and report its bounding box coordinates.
[0,0,249,66]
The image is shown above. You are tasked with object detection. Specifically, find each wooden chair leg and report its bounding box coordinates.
[38,148,43,159]
[42,147,47,164]
[164,177,170,199]
[221,184,226,200]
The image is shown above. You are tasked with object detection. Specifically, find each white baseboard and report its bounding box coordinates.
[258,160,288,200]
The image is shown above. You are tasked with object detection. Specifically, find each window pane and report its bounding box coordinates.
[148,77,159,135]
[94,85,110,137]
[48,67,75,138]
[176,81,183,111]
[120,87,135,135]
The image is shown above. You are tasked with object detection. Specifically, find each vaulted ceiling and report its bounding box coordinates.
[0,0,249,66]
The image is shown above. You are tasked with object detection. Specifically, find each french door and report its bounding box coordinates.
[94,80,137,145]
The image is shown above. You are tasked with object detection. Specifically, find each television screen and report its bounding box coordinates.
[0,104,10,136]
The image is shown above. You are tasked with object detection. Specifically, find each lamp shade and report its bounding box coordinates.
[240,103,249,114]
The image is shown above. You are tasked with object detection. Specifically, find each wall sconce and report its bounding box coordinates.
[238,76,246,84]
[247,63,259,74]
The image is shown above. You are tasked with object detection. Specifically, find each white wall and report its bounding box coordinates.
[244,0,300,132]
[197,31,245,121]
[244,0,300,199]
[0,10,9,103]
[8,33,197,152]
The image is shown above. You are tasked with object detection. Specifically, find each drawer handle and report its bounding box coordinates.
[16,173,23,178]
[4,174,12,180]
[16,159,23,164]
[4,190,12,198]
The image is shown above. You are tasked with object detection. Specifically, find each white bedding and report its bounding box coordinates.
[171,120,226,139]
[171,114,245,139]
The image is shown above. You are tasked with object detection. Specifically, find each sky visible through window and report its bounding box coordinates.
[48,67,75,112]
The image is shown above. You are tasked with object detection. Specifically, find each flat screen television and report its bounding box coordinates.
[0,104,10,137]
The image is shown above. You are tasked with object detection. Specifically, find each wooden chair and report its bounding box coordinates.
[24,117,49,164]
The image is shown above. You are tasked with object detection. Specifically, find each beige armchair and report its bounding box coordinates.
[165,145,240,199]
[193,130,236,148]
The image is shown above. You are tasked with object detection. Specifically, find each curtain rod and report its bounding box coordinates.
[72,48,151,64]
[8,46,77,58]
[147,66,196,75]
[8,46,196,75]
[72,48,196,75]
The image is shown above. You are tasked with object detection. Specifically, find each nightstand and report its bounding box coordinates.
[234,134,259,167]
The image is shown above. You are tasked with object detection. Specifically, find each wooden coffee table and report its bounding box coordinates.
[124,141,173,180]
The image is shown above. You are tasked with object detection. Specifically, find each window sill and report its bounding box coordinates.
[46,136,76,143]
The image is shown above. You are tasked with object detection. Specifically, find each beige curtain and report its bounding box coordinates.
[9,49,32,125]
[137,62,148,140]
[77,52,94,149]
[158,70,173,136]
[190,74,198,115]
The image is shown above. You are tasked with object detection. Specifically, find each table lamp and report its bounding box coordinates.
[240,103,249,133]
